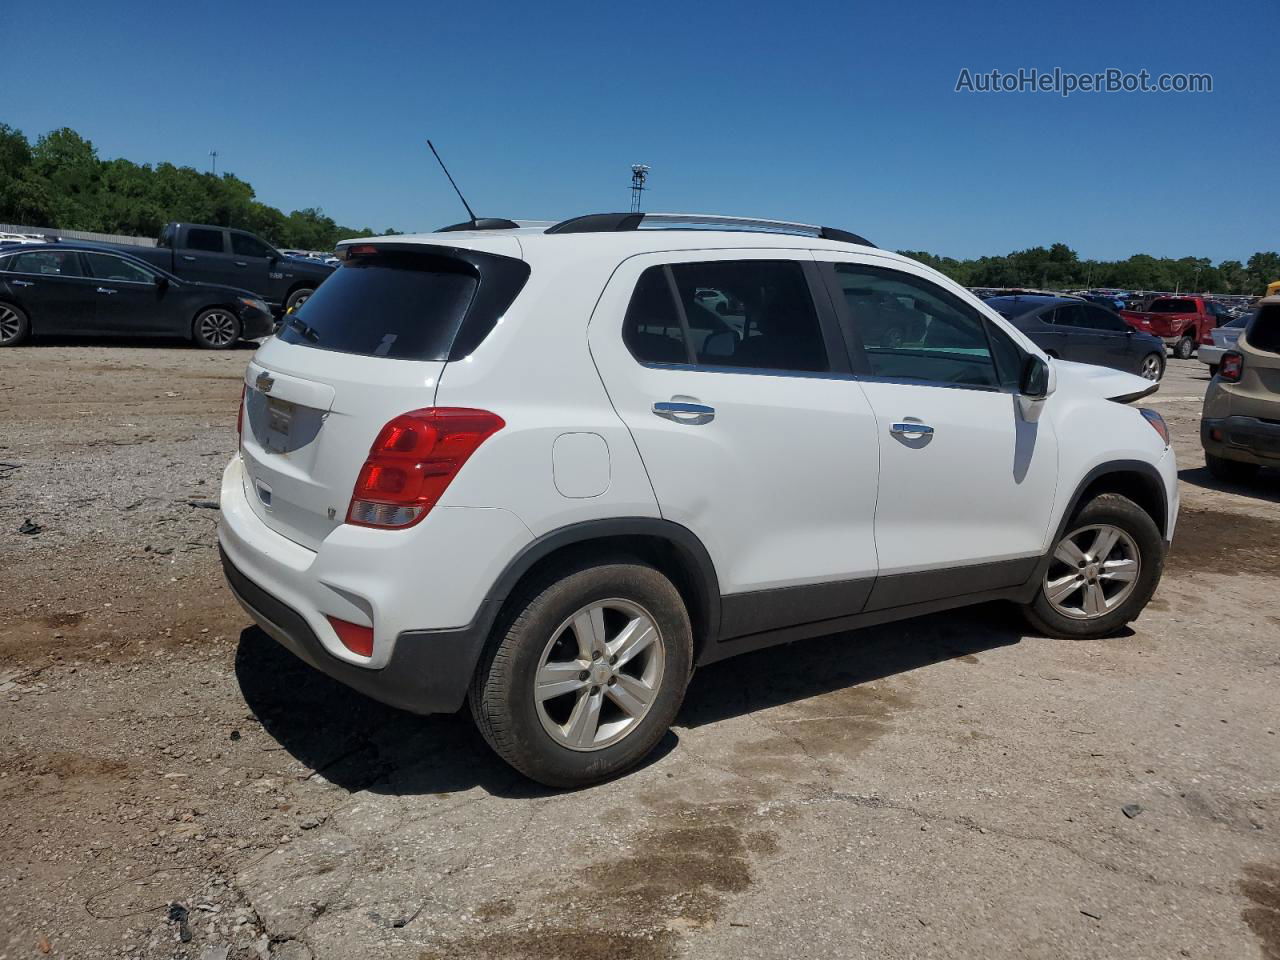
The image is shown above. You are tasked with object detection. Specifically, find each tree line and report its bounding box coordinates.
[0,124,400,251]
[2,124,1277,289]
[899,242,1280,297]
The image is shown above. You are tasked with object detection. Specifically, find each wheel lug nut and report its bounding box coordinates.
[608,677,617,686]
[591,686,600,694]
[609,655,618,665]
[591,651,601,661]
[578,670,589,681]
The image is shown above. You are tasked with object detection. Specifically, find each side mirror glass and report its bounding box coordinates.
[1020,354,1050,399]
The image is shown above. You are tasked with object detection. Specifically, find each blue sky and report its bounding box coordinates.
[7,0,1275,261]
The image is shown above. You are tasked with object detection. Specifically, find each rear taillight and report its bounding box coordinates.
[346,408,504,529]
[1139,408,1170,446]
[236,386,245,443]
[1220,352,1244,382]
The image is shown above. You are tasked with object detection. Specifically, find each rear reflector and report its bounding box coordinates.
[326,616,374,657]
[346,407,505,529]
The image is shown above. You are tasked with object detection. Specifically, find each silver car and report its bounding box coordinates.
[1200,312,1252,374]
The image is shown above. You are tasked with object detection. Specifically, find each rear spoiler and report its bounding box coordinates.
[1108,382,1160,404]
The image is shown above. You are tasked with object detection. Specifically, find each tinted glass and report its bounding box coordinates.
[1081,306,1129,331]
[4,250,82,276]
[186,228,224,253]
[669,260,827,371]
[277,250,478,360]
[82,252,153,283]
[1148,298,1196,313]
[622,261,829,372]
[834,264,1000,387]
[623,267,687,364]
[1226,312,1252,328]
[230,233,272,258]
[1249,304,1280,354]
[984,298,1039,319]
[1053,304,1088,327]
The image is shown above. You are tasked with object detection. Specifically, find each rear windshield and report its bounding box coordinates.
[1249,305,1280,353]
[1148,298,1196,313]
[278,248,527,361]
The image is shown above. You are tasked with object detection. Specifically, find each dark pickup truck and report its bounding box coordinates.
[110,223,335,313]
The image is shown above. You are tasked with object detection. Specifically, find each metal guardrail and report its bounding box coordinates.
[0,223,156,247]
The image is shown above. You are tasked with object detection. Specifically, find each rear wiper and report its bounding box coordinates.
[284,315,320,342]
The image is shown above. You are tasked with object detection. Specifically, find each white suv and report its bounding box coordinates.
[218,213,1179,787]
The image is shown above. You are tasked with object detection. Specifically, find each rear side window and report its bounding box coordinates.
[4,250,82,276]
[279,248,528,361]
[622,260,829,373]
[1149,298,1196,313]
[186,228,225,253]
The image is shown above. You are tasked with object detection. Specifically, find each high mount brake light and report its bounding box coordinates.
[346,244,379,257]
[346,408,504,529]
[1139,408,1170,446]
[1219,352,1244,382]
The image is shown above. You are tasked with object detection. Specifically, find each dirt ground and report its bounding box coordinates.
[1,343,1277,960]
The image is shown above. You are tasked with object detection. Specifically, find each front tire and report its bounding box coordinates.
[192,308,241,350]
[1206,453,1260,483]
[0,302,31,347]
[470,559,693,788]
[1140,352,1165,380]
[1022,493,1164,639]
[284,288,314,313]
[1174,336,1195,360]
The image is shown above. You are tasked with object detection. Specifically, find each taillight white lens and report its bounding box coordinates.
[346,408,504,529]
[1219,352,1244,382]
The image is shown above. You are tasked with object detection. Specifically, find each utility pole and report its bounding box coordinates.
[209,149,218,175]
[630,164,650,213]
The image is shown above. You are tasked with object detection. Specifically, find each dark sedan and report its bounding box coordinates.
[0,243,274,349]
[985,295,1166,381]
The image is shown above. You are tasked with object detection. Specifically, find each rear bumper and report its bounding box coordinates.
[221,547,496,714]
[1201,416,1280,465]
[1198,345,1226,366]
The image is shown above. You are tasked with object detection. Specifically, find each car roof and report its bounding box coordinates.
[984,295,1081,312]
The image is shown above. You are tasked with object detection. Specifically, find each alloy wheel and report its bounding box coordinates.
[534,598,665,751]
[1043,523,1141,620]
[199,311,237,347]
[0,305,21,343]
[1141,354,1163,380]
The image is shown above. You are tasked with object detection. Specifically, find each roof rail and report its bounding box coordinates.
[437,218,522,232]
[544,212,874,247]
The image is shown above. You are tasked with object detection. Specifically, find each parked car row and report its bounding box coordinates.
[0,243,274,348]
[1201,297,1280,482]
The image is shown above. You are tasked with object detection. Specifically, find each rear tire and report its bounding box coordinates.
[1208,364,1219,377]
[469,558,693,788]
[1140,352,1165,380]
[192,308,241,350]
[1174,336,1195,360]
[0,302,30,346]
[1022,493,1164,640]
[284,288,314,313]
[1206,453,1260,483]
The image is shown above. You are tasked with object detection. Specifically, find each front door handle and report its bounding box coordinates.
[95,287,118,295]
[234,261,247,267]
[890,421,934,437]
[653,400,715,424]
[181,255,197,262]
[11,280,33,287]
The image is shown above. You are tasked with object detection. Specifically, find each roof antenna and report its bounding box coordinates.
[427,140,477,225]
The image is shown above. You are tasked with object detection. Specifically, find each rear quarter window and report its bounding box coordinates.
[279,247,528,361]
[1247,304,1280,354]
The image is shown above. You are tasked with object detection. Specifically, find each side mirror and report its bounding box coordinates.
[1020,354,1051,399]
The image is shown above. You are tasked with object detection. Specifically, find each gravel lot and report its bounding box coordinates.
[1,344,1278,960]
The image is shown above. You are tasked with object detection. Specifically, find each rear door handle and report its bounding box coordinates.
[890,421,933,437]
[653,401,715,424]
[181,255,197,262]
[11,280,33,287]
[234,261,247,267]
[95,287,118,295]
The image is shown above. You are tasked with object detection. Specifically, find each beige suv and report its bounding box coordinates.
[1202,295,1280,481]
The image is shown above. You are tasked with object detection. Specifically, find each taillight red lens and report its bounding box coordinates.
[1139,408,1170,446]
[326,616,374,657]
[346,408,504,529]
[1220,352,1244,382]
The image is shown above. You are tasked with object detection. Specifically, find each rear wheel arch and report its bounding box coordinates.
[486,519,721,663]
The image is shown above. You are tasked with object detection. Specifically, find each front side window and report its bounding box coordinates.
[1148,298,1196,314]
[82,252,154,283]
[186,228,225,253]
[621,260,829,373]
[3,250,82,276]
[230,232,272,259]
[832,264,1008,388]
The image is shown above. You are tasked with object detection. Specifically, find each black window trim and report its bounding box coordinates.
[817,260,1028,395]
[621,257,851,379]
